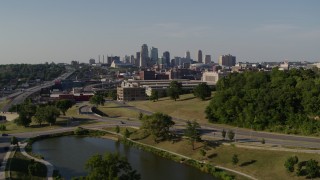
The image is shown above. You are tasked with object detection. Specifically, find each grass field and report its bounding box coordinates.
[98,102,139,119]
[106,126,320,180]
[0,99,10,110]
[127,94,212,124]
[8,148,47,180]
[1,104,100,134]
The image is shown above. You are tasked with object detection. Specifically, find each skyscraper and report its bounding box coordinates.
[136,52,140,66]
[140,44,149,67]
[185,51,191,59]
[150,47,158,65]
[163,51,170,67]
[198,50,203,63]
[205,55,211,64]
[218,54,236,67]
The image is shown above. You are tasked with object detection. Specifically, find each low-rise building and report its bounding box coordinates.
[117,87,146,101]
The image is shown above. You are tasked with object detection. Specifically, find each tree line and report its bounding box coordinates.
[206,68,320,135]
[0,63,65,87]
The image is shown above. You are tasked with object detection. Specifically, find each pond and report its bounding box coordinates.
[32,136,216,180]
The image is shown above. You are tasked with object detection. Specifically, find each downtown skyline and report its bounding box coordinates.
[1,0,320,64]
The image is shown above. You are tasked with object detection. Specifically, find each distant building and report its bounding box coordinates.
[89,58,95,65]
[135,52,141,66]
[186,51,191,59]
[202,71,228,85]
[117,87,146,101]
[205,55,211,64]
[218,54,236,67]
[198,50,203,63]
[140,71,155,80]
[150,47,158,65]
[140,44,149,67]
[163,51,170,67]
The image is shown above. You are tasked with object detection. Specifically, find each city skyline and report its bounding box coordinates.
[1,0,320,64]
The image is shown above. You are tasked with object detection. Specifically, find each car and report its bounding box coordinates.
[120,121,125,124]
[1,133,8,136]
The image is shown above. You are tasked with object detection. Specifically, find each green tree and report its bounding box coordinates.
[142,112,175,142]
[56,99,74,115]
[184,120,201,150]
[0,124,6,131]
[13,99,36,127]
[124,128,130,138]
[221,129,226,139]
[85,153,140,180]
[232,154,239,165]
[305,159,319,178]
[138,112,144,120]
[227,130,235,141]
[284,156,299,172]
[107,90,117,100]
[167,81,182,101]
[115,125,120,133]
[89,94,105,107]
[28,160,42,176]
[149,90,159,102]
[193,83,211,100]
[34,105,60,126]
[11,136,18,146]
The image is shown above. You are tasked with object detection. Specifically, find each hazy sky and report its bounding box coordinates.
[1,0,320,64]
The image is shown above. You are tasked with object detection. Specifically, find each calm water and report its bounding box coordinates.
[32,136,216,180]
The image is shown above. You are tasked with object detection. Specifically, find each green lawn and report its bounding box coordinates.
[98,102,139,119]
[128,130,320,180]
[8,148,47,180]
[127,93,212,124]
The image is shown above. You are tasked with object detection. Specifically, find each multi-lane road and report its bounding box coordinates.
[1,71,74,112]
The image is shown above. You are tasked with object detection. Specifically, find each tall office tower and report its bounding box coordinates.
[218,54,236,67]
[205,55,211,64]
[150,47,158,65]
[197,50,203,63]
[140,44,149,67]
[185,51,191,59]
[163,51,170,67]
[130,55,135,64]
[136,52,141,67]
[103,55,105,64]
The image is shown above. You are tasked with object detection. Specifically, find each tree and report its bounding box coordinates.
[184,120,201,150]
[11,136,18,146]
[34,105,60,126]
[221,129,226,139]
[124,128,130,138]
[305,159,319,178]
[56,99,74,115]
[232,154,239,165]
[115,125,120,133]
[227,130,235,141]
[0,124,6,131]
[261,138,265,144]
[85,152,140,180]
[167,81,182,101]
[149,90,159,102]
[138,112,143,120]
[107,90,117,100]
[13,99,36,127]
[284,156,299,172]
[142,112,175,142]
[193,83,212,100]
[28,160,42,176]
[89,94,105,107]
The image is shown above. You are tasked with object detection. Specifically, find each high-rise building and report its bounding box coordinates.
[150,47,158,65]
[89,58,95,65]
[136,52,141,66]
[198,50,203,63]
[205,55,211,64]
[218,54,236,67]
[140,44,149,67]
[163,51,170,67]
[186,51,191,59]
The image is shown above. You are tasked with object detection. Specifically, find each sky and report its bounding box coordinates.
[0,0,320,64]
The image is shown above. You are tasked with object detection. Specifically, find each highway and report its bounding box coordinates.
[1,71,74,112]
